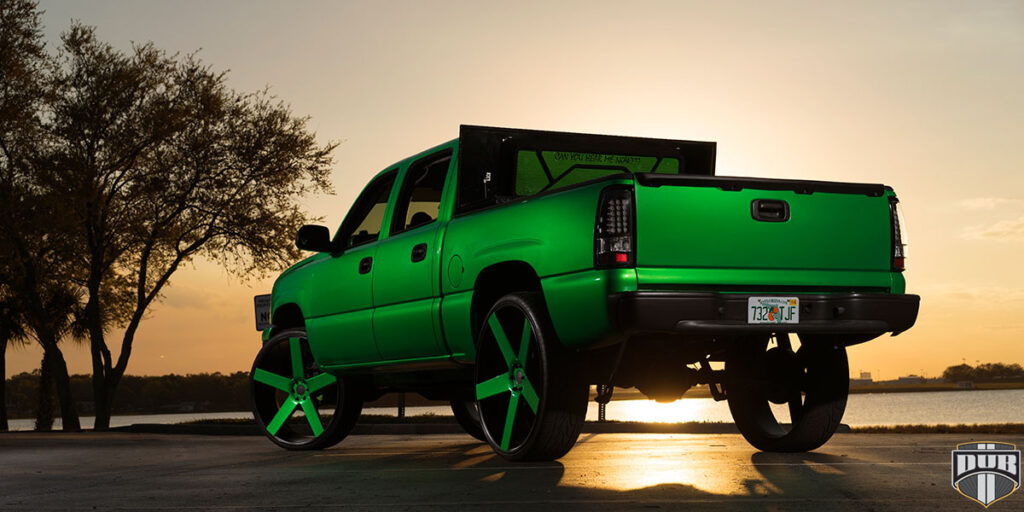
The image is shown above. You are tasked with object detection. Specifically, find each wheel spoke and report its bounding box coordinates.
[266,398,299,436]
[501,392,520,451]
[299,398,324,436]
[476,374,510,400]
[488,315,516,367]
[520,376,539,414]
[518,318,532,362]
[306,372,337,393]
[253,368,291,391]
[289,337,305,379]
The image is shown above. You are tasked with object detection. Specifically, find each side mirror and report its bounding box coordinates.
[295,225,333,252]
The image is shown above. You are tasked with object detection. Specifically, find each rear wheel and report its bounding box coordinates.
[474,292,588,461]
[251,328,362,450]
[725,334,849,452]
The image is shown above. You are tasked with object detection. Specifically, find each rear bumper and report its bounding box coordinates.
[610,292,919,337]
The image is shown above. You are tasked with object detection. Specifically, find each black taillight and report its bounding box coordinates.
[595,186,635,267]
[889,196,907,271]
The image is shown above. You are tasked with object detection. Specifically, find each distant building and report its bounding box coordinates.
[897,375,925,384]
[957,381,975,389]
[850,371,874,386]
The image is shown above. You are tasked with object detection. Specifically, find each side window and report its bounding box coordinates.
[336,171,397,248]
[390,150,452,235]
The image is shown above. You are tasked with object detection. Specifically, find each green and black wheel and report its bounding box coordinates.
[474,292,588,461]
[251,328,362,450]
[725,333,849,452]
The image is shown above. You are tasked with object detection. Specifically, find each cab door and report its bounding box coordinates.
[372,149,453,361]
[304,170,398,367]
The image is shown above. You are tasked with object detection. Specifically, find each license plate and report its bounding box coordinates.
[254,294,271,331]
[747,296,799,324]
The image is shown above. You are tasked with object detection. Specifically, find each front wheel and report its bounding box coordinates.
[474,292,588,461]
[725,334,849,452]
[251,328,362,450]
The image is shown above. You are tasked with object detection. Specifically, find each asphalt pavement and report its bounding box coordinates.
[1,431,1021,511]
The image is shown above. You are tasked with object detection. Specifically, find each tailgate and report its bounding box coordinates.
[633,175,892,280]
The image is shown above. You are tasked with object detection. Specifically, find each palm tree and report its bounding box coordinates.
[0,287,30,431]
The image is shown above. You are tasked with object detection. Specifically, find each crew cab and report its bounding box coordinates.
[249,126,919,459]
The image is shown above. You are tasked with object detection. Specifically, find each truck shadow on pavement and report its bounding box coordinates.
[302,437,875,510]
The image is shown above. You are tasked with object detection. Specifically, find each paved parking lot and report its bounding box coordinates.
[1,432,1021,511]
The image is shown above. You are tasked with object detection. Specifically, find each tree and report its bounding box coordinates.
[43,26,335,430]
[1,0,82,432]
[941,364,974,383]
[2,2,334,431]
[0,286,30,431]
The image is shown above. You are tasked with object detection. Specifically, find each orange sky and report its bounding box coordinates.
[9,1,1024,380]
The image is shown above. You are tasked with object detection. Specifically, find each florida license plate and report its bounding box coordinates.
[747,296,799,324]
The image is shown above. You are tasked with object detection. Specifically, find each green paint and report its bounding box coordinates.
[299,399,324,436]
[253,368,290,392]
[489,315,516,366]
[322,354,457,372]
[266,399,297,436]
[501,392,520,451]
[264,130,910,390]
[305,372,336,393]
[289,338,304,379]
[518,318,531,362]
[476,374,510,400]
[520,379,539,414]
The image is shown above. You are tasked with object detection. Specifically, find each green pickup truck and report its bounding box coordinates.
[249,126,919,460]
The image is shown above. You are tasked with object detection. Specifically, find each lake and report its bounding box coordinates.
[8,389,1023,432]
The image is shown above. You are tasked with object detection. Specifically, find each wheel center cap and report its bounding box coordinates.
[293,381,307,396]
[514,369,525,386]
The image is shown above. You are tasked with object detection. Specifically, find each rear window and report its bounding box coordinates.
[515,151,679,196]
[454,125,716,215]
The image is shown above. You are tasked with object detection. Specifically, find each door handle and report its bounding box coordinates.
[358,257,372,274]
[411,243,427,263]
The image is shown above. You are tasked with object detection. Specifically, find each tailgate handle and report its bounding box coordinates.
[751,199,790,222]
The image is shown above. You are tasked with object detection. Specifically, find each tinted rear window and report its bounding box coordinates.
[515,151,679,196]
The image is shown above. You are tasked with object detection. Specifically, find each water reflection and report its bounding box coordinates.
[10,389,1021,431]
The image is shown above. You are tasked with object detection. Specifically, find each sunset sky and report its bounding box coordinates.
[9,1,1024,380]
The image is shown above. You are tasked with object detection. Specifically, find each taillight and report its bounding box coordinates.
[595,186,635,267]
[889,197,908,271]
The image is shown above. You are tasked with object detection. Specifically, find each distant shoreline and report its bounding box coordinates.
[594,382,1024,401]
[5,383,1020,421]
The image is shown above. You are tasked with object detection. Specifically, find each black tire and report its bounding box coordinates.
[450,399,487,442]
[725,334,849,452]
[251,328,362,450]
[474,292,588,461]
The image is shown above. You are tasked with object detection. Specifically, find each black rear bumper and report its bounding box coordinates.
[610,292,919,338]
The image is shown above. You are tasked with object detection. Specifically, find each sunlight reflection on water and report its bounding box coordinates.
[8,389,1023,431]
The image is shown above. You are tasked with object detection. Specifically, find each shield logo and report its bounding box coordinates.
[952,442,1020,507]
